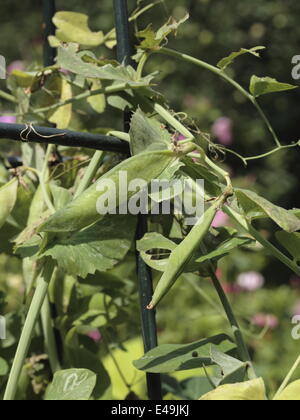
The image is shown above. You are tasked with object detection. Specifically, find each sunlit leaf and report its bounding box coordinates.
[40,214,137,278]
[200,378,267,400]
[48,78,72,129]
[274,380,300,400]
[236,188,300,232]
[53,12,104,47]
[45,369,96,400]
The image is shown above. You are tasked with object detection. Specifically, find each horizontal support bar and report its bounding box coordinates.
[0,123,130,154]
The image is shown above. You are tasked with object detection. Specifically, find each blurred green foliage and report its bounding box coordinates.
[0,0,300,397]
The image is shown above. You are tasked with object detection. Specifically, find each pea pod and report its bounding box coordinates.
[39,149,179,233]
[147,193,228,310]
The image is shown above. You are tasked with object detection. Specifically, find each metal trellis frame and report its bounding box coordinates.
[0,0,162,401]
[113,0,162,401]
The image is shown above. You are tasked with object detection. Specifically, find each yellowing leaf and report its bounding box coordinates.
[274,380,300,400]
[53,12,104,47]
[87,79,106,113]
[49,79,72,129]
[200,378,266,400]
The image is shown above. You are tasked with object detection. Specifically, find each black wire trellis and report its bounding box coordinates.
[0,0,162,401]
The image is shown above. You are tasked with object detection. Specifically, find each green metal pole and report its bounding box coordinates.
[113,0,162,401]
[42,0,56,67]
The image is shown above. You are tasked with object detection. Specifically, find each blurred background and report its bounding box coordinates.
[0,0,300,398]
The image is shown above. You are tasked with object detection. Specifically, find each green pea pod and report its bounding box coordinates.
[39,149,178,233]
[148,193,227,310]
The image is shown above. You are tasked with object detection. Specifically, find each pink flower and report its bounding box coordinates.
[7,60,25,74]
[212,211,229,228]
[237,271,265,291]
[252,314,279,329]
[293,300,300,316]
[212,117,233,146]
[290,276,300,288]
[0,115,16,124]
[87,329,102,343]
[222,283,242,295]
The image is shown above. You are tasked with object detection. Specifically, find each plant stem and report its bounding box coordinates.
[33,82,146,115]
[273,355,300,400]
[74,151,104,198]
[245,142,299,161]
[4,263,55,401]
[0,90,17,103]
[201,243,257,379]
[158,47,281,148]
[41,295,61,373]
[224,206,300,276]
[39,144,56,214]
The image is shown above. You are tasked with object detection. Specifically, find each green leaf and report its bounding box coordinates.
[162,375,213,400]
[0,357,9,376]
[87,79,106,113]
[274,380,300,400]
[53,12,104,47]
[235,188,300,232]
[40,214,137,278]
[210,347,247,386]
[276,231,300,262]
[73,293,118,328]
[217,46,265,70]
[50,183,73,211]
[250,75,297,97]
[133,334,235,373]
[137,230,252,273]
[0,179,18,229]
[200,378,267,400]
[137,15,189,51]
[129,108,171,155]
[57,45,155,87]
[45,368,96,400]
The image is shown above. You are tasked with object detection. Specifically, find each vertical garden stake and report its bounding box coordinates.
[113,0,163,401]
[41,0,62,372]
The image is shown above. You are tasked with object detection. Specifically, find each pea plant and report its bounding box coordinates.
[1,5,300,401]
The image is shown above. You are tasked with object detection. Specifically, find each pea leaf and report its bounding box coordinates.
[53,12,104,47]
[217,46,265,70]
[137,231,252,272]
[48,78,72,129]
[200,378,267,400]
[235,188,300,232]
[0,357,9,376]
[133,334,236,373]
[40,214,137,278]
[57,45,155,87]
[45,369,96,400]
[130,108,172,155]
[275,231,300,261]
[274,380,300,400]
[87,79,106,113]
[0,179,18,230]
[210,347,247,386]
[250,75,297,98]
[137,14,189,51]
